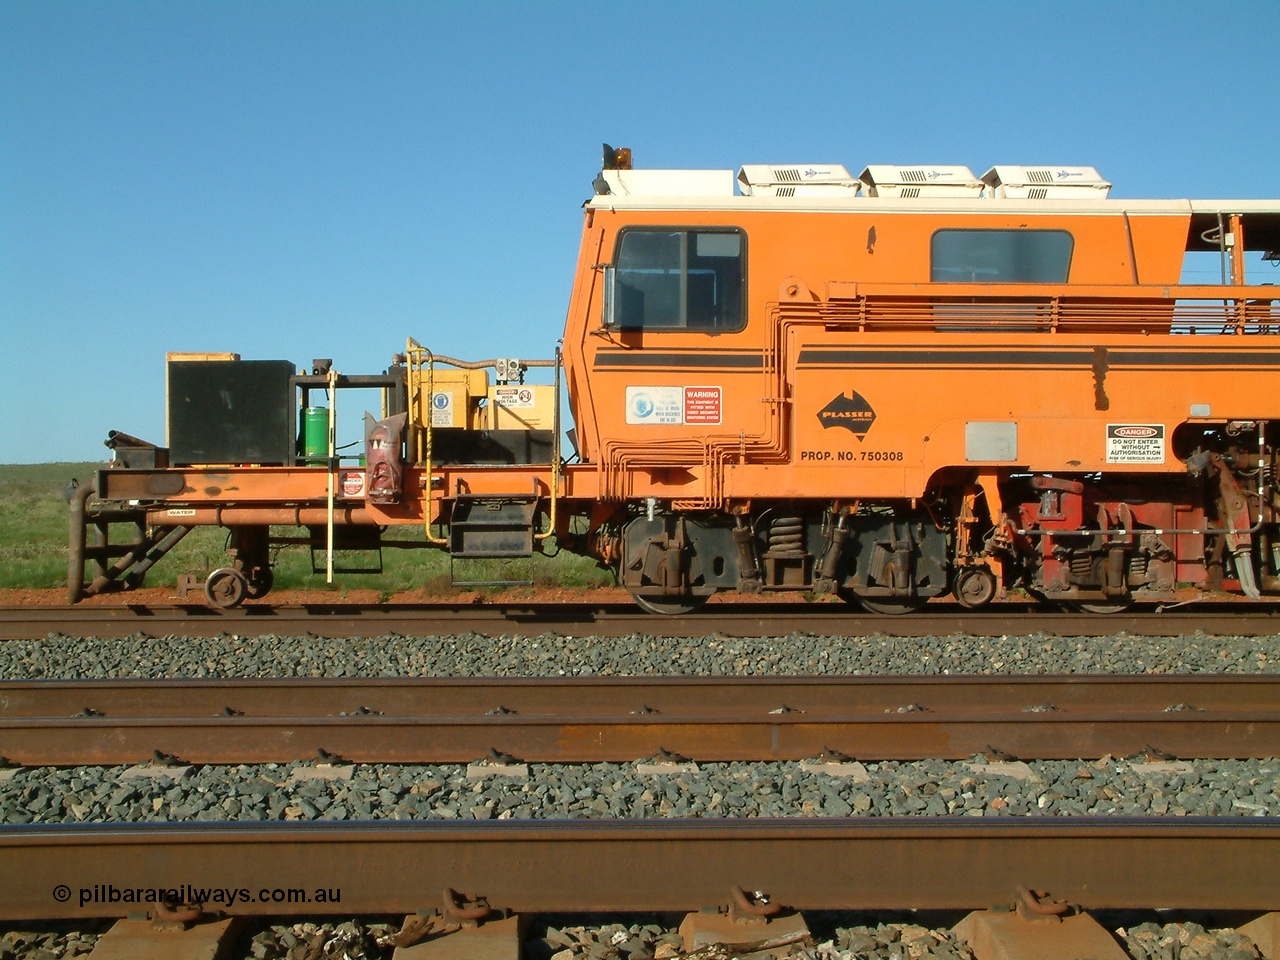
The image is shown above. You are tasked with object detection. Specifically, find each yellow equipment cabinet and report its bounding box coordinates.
[410,368,489,431]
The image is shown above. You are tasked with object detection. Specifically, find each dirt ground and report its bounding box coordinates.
[0,584,630,607]
[0,584,815,607]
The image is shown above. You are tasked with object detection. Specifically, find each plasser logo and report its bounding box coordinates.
[817,391,876,439]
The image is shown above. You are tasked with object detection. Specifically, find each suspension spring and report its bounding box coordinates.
[767,516,806,555]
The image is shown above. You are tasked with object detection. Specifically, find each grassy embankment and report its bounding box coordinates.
[0,463,611,596]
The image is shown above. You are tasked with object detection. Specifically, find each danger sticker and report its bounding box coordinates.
[1106,424,1165,464]
[683,386,722,425]
[340,471,366,498]
[494,387,535,408]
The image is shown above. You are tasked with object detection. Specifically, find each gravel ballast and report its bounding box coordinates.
[0,629,1275,679]
[2,756,1275,825]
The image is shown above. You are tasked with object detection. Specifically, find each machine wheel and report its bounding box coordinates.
[856,595,929,615]
[1071,598,1134,615]
[837,589,928,615]
[244,567,274,600]
[953,566,997,609]
[205,567,248,609]
[627,590,710,616]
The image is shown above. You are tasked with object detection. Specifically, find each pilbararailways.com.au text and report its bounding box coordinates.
[70,884,341,908]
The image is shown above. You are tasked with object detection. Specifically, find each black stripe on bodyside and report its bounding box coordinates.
[796,348,1280,368]
[1112,350,1280,367]
[594,352,764,369]
[797,348,1090,367]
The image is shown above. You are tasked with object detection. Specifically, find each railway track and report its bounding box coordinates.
[3,599,1280,640]
[2,818,1277,920]
[1,675,1277,765]
[4,612,1277,957]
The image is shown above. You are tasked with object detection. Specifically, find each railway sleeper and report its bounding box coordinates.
[85,915,243,960]
[955,899,1130,960]
[73,901,1280,960]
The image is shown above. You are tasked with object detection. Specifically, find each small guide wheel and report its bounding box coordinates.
[244,567,274,600]
[953,565,997,609]
[205,567,248,609]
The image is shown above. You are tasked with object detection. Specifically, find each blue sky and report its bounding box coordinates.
[3,1,1279,463]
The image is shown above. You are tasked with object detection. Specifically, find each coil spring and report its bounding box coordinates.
[1069,554,1093,580]
[1070,550,1146,584]
[768,516,806,555]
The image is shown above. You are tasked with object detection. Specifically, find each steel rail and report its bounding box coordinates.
[0,818,1276,920]
[1,676,1277,764]
[3,601,1280,640]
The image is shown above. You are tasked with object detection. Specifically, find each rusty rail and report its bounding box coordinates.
[0,818,1276,920]
[1,676,1277,764]
[4,601,1280,640]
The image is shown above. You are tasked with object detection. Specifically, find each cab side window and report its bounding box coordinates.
[932,229,1073,283]
[612,229,745,330]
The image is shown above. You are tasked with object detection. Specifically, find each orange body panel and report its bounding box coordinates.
[563,205,1280,507]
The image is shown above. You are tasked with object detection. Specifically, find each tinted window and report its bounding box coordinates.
[932,230,1073,283]
[613,229,745,330]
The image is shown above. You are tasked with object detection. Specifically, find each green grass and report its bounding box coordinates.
[0,463,110,589]
[0,463,613,595]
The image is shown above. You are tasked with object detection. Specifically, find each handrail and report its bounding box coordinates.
[827,281,1280,300]
[534,346,563,542]
[798,284,1279,334]
[406,338,447,546]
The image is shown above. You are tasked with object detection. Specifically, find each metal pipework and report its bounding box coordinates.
[66,478,96,604]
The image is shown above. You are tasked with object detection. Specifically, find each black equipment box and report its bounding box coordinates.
[168,360,295,465]
[430,428,555,465]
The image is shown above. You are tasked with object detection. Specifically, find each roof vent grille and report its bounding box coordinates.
[982,165,1112,199]
[858,165,984,198]
[737,164,859,197]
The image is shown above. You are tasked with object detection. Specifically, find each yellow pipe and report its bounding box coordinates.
[407,338,447,546]
[534,346,562,542]
[325,366,338,583]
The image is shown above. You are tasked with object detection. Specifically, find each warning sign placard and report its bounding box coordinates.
[430,392,454,427]
[683,386,722,425]
[626,385,723,425]
[626,386,682,424]
[1106,424,1165,464]
[494,387,535,408]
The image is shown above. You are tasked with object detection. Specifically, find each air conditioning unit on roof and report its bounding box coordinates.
[982,166,1111,199]
[736,164,859,197]
[858,165,984,198]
